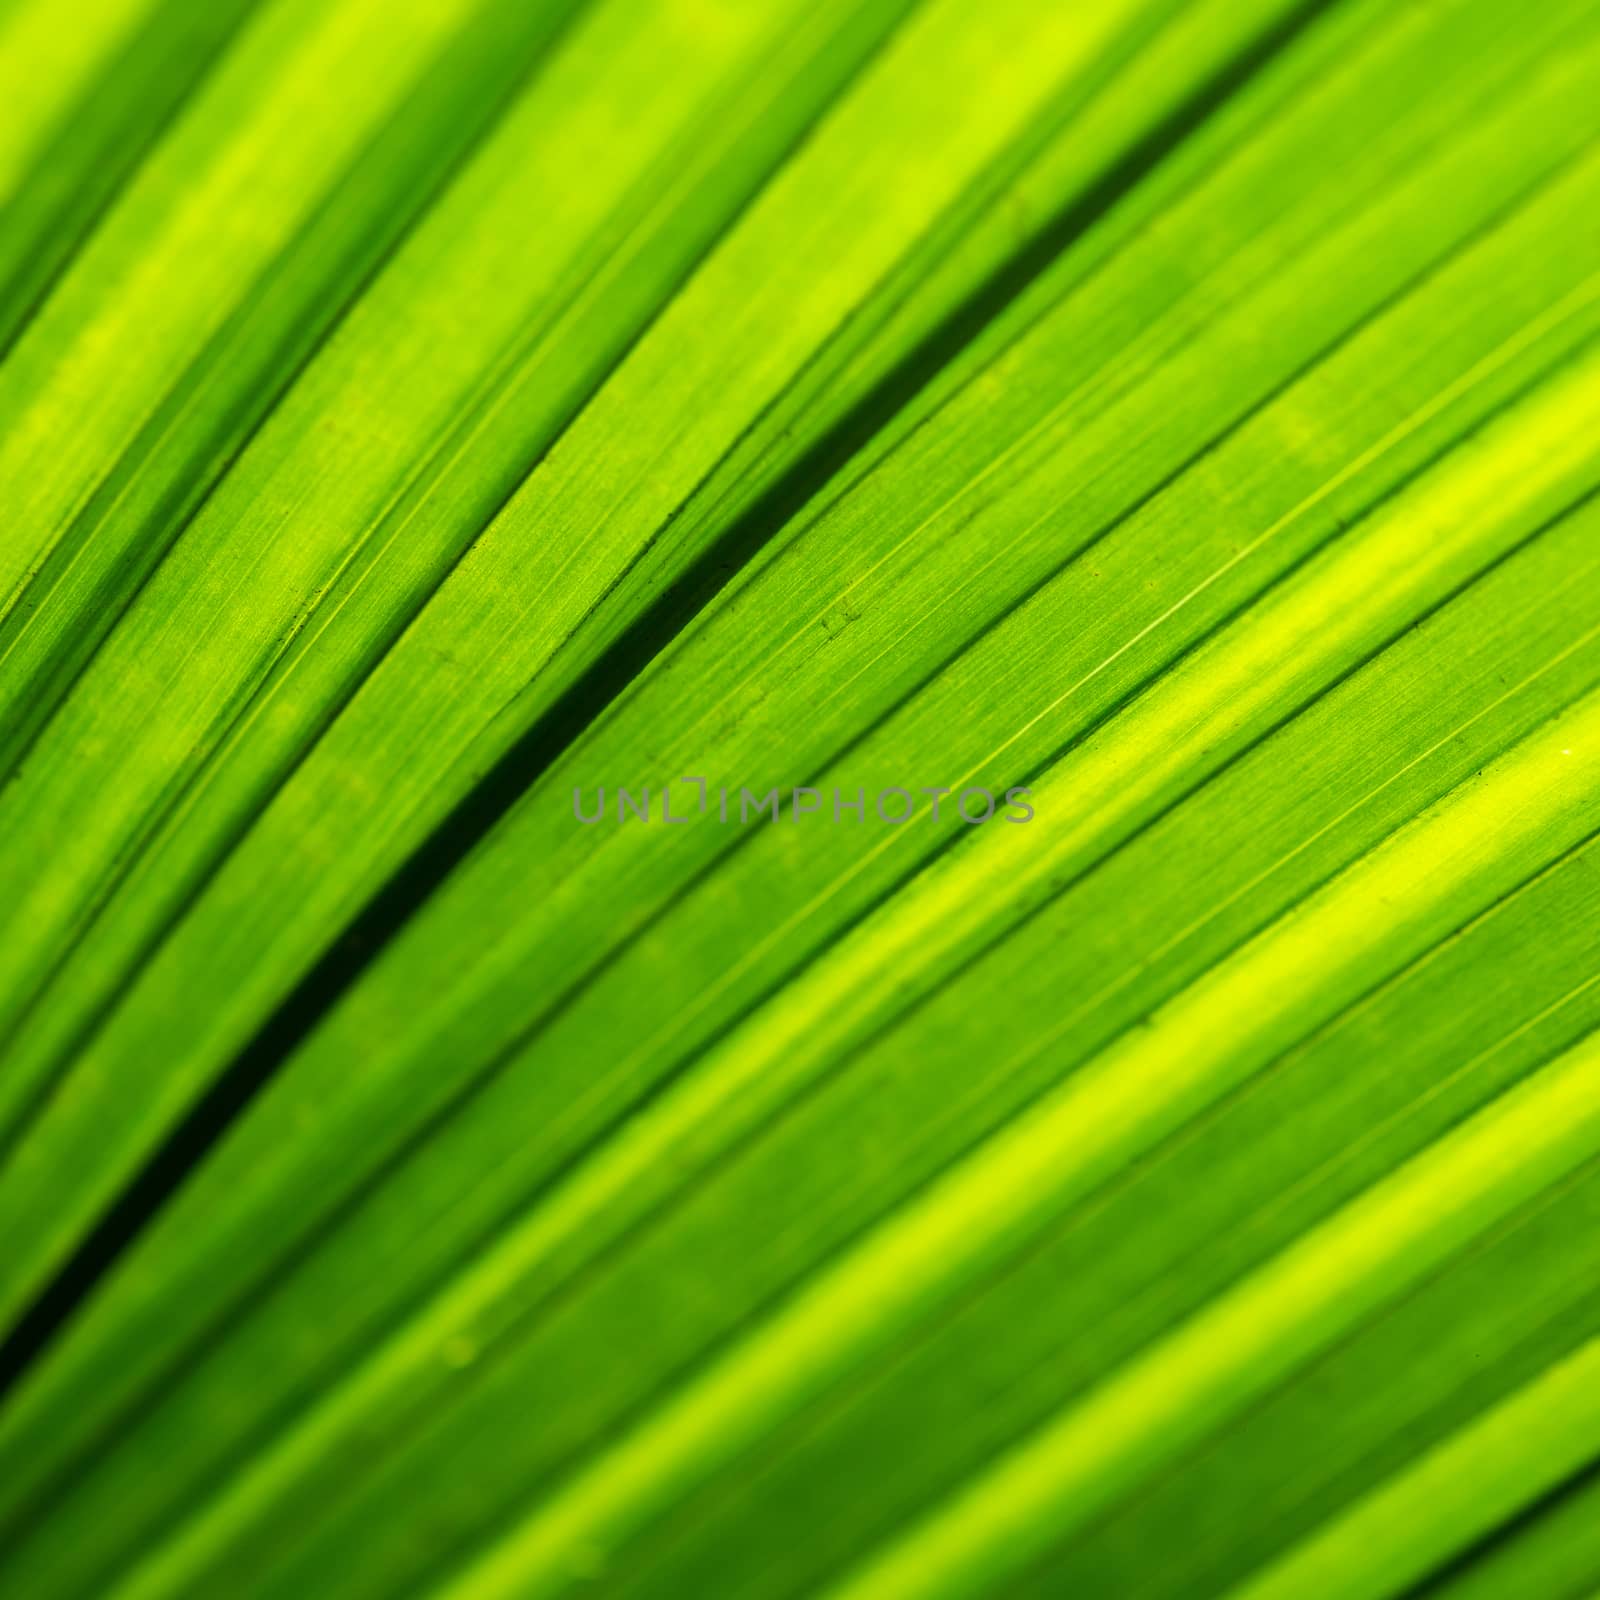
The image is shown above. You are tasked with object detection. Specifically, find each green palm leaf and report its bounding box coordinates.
[2,1,1599,1596]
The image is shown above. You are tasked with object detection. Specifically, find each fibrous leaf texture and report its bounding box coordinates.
[2,1,1600,1597]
